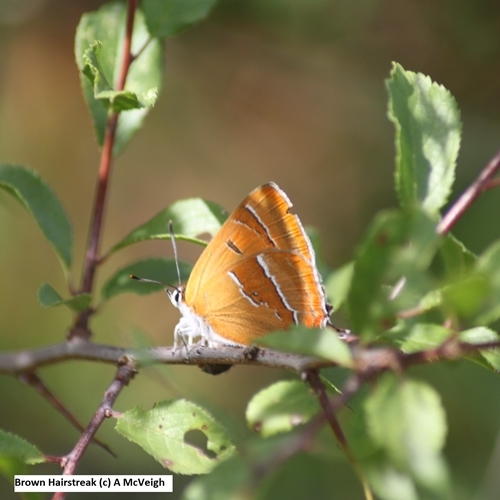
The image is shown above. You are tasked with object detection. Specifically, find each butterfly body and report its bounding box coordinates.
[169,182,331,347]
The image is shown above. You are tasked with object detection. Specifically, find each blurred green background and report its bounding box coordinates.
[1,0,500,498]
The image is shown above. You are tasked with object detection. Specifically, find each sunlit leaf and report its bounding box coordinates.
[259,326,353,367]
[325,261,354,311]
[365,375,449,494]
[347,209,439,339]
[246,380,320,437]
[400,323,451,353]
[0,430,45,465]
[387,62,461,215]
[115,400,235,475]
[75,2,162,154]
[109,198,227,254]
[460,327,500,372]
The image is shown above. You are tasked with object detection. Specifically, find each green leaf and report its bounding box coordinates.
[142,0,219,38]
[38,283,91,312]
[400,324,451,353]
[438,234,476,280]
[387,62,461,215]
[182,455,250,500]
[0,430,45,465]
[365,375,449,493]
[325,261,354,310]
[246,380,320,437]
[347,209,440,339]
[364,455,418,500]
[109,198,227,254]
[0,164,73,270]
[474,240,500,325]
[0,456,44,500]
[460,327,500,372]
[259,326,353,367]
[305,226,331,279]
[100,257,192,302]
[75,2,162,154]
[115,399,235,475]
[441,240,500,325]
[82,41,158,112]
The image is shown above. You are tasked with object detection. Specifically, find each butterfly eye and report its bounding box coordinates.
[167,287,183,308]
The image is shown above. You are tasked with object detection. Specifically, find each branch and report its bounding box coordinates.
[19,372,114,457]
[52,361,136,500]
[2,337,499,376]
[74,0,139,338]
[252,373,363,483]
[304,370,373,500]
[437,148,500,235]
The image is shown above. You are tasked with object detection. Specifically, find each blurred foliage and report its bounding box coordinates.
[1,1,500,499]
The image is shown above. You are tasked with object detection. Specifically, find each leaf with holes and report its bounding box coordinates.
[246,380,320,437]
[115,400,235,475]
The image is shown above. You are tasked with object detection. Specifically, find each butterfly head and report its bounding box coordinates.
[166,285,184,309]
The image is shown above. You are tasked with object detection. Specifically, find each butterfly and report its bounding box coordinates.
[168,182,332,348]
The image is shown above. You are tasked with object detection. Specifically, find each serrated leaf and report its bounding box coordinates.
[0,430,45,465]
[0,164,73,270]
[75,2,162,154]
[115,399,235,475]
[460,327,500,372]
[347,209,440,339]
[246,380,320,437]
[142,0,218,38]
[387,62,461,215]
[259,326,353,367]
[400,324,451,353]
[325,261,354,310]
[100,257,192,302]
[37,283,91,312]
[109,198,227,254]
[365,376,449,493]
[82,41,158,112]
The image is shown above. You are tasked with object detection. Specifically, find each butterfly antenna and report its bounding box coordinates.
[130,275,166,286]
[169,220,182,288]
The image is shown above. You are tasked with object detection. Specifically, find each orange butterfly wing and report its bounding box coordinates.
[183,182,330,345]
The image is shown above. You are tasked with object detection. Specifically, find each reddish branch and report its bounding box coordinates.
[75,0,139,338]
[19,372,114,457]
[52,361,136,500]
[437,147,500,235]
